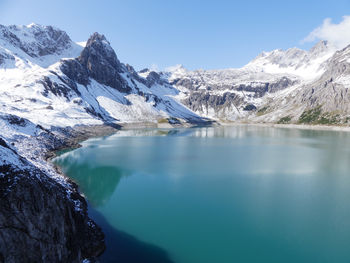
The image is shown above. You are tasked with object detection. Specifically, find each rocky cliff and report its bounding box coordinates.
[0,117,111,262]
[0,146,105,262]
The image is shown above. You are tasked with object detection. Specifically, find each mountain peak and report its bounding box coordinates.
[26,22,42,28]
[80,32,120,69]
[66,32,130,92]
[309,40,334,57]
[86,32,109,47]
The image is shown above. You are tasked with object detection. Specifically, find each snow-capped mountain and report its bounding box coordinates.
[258,43,350,124]
[244,40,335,79]
[0,24,205,131]
[0,23,83,67]
[162,40,345,122]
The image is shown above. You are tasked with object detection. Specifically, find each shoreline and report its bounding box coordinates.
[45,124,121,161]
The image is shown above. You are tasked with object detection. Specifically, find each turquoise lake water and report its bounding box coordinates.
[54,125,350,263]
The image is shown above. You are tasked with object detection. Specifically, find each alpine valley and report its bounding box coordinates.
[1,23,350,262]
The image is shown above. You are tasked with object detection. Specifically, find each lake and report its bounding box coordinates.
[53,125,350,263]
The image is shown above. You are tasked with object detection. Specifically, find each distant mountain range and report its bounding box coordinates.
[163,40,349,124]
[2,23,350,128]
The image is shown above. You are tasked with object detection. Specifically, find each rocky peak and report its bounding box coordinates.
[125,63,137,75]
[318,43,350,79]
[61,32,130,93]
[139,68,150,74]
[86,32,108,45]
[78,32,122,72]
[146,71,161,85]
[309,40,334,58]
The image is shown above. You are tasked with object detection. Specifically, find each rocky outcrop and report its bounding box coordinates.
[172,74,296,118]
[166,63,301,119]
[59,59,90,87]
[0,130,106,262]
[0,115,117,263]
[61,33,131,93]
[0,50,14,65]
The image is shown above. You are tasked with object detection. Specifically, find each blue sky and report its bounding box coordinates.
[0,0,349,70]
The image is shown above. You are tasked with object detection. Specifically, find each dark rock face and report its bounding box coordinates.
[183,91,244,114]
[39,76,72,99]
[172,73,297,117]
[59,59,89,86]
[125,64,150,87]
[267,77,296,93]
[127,66,169,88]
[237,83,269,98]
[61,32,131,93]
[78,33,130,92]
[243,104,257,111]
[79,33,123,73]
[0,138,8,149]
[1,114,28,127]
[139,68,149,74]
[0,143,105,263]
[146,71,162,86]
[0,51,15,65]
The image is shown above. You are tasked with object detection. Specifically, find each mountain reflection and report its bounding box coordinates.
[55,155,126,207]
[54,125,350,206]
[109,125,350,141]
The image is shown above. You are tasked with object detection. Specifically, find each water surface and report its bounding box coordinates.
[54,126,350,263]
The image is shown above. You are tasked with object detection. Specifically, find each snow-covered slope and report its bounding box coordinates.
[0,24,206,131]
[163,41,341,122]
[244,41,335,80]
[0,23,83,68]
[256,43,350,124]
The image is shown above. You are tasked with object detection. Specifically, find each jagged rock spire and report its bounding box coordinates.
[61,32,130,93]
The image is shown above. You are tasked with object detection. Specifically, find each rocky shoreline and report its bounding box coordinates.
[0,121,122,263]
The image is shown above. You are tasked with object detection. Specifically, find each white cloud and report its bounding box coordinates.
[302,16,350,49]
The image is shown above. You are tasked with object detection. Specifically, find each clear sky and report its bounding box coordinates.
[0,0,349,70]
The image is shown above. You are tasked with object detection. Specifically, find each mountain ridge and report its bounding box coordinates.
[2,23,348,126]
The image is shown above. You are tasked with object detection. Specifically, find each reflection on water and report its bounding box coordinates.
[54,151,128,206]
[54,125,350,263]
